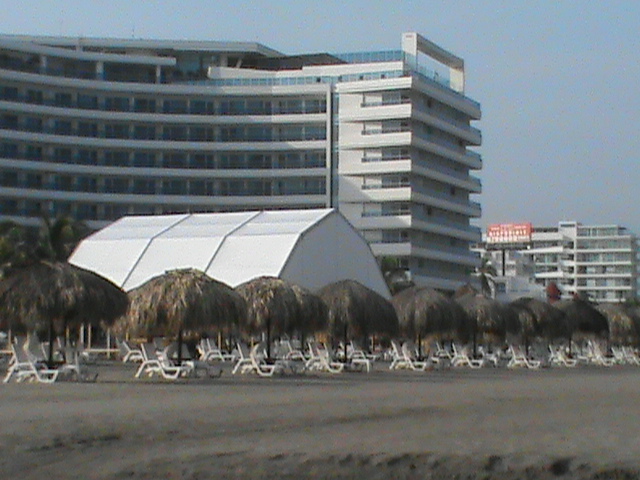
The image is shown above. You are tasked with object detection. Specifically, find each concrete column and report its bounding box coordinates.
[96,61,104,80]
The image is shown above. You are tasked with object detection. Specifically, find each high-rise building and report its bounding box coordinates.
[476,221,638,302]
[0,32,482,291]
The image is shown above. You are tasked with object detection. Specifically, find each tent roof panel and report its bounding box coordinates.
[206,234,300,287]
[87,214,189,240]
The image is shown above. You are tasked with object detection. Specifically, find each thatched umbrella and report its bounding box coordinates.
[0,260,128,367]
[291,284,327,335]
[318,279,398,361]
[392,286,467,356]
[456,293,512,357]
[120,268,245,364]
[554,297,609,338]
[517,297,570,341]
[597,303,640,346]
[508,298,541,354]
[236,276,302,359]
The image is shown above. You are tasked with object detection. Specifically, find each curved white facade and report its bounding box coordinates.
[0,32,482,292]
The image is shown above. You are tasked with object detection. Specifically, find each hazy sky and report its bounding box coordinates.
[1,1,639,232]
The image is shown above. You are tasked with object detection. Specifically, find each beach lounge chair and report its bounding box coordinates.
[587,341,615,367]
[389,340,409,370]
[451,344,484,369]
[400,342,430,371]
[59,346,98,382]
[248,343,286,377]
[305,342,344,374]
[621,346,640,366]
[548,345,578,367]
[507,345,541,369]
[348,344,373,372]
[279,339,306,362]
[134,343,192,380]
[232,342,256,375]
[3,343,60,384]
[198,338,236,363]
[118,339,144,363]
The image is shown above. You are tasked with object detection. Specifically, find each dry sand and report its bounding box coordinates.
[2,361,640,479]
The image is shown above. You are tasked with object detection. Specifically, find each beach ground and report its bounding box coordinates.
[1,360,640,479]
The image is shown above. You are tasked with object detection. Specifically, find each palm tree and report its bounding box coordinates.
[0,215,90,278]
[378,256,414,295]
[476,254,497,298]
[37,215,91,262]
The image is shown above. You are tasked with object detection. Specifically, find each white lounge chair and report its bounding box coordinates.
[134,343,193,380]
[507,345,541,369]
[389,340,409,370]
[198,338,236,363]
[278,339,307,362]
[3,343,60,384]
[451,344,485,369]
[587,341,615,367]
[305,342,344,374]
[59,346,98,382]
[118,339,144,363]
[548,345,578,367]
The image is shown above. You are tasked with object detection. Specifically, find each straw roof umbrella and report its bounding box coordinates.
[120,268,245,363]
[508,298,542,354]
[236,276,302,359]
[0,260,128,367]
[318,279,398,360]
[518,297,570,341]
[554,297,609,339]
[291,284,327,335]
[392,286,467,355]
[597,303,640,346]
[456,293,512,356]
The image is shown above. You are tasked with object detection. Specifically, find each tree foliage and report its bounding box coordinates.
[0,216,90,279]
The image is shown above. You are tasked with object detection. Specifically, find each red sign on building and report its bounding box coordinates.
[486,223,532,244]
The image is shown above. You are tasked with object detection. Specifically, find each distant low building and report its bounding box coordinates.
[474,221,638,303]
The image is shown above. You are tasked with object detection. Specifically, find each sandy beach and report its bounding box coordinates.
[2,361,640,479]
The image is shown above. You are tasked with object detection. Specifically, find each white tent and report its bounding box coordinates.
[69,208,391,298]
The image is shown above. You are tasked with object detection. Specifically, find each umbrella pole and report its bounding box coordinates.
[266,316,271,361]
[177,329,183,365]
[418,333,422,360]
[472,329,477,358]
[344,324,348,364]
[48,318,55,369]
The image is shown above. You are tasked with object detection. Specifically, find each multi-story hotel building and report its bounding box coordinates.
[477,221,638,302]
[0,32,482,291]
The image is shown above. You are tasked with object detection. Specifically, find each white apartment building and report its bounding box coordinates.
[478,221,638,303]
[0,32,482,291]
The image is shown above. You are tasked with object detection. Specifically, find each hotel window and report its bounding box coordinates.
[77,177,97,192]
[78,122,98,137]
[0,86,18,100]
[105,97,130,111]
[105,124,129,139]
[163,126,187,141]
[132,179,156,194]
[133,152,156,167]
[104,151,130,167]
[78,150,97,165]
[53,120,72,135]
[26,89,43,104]
[133,98,156,113]
[163,153,187,168]
[24,117,42,132]
[163,99,188,113]
[103,177,129,193]
[133,125,156,140]
[77,94,98,109]
[53,92,73,107]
